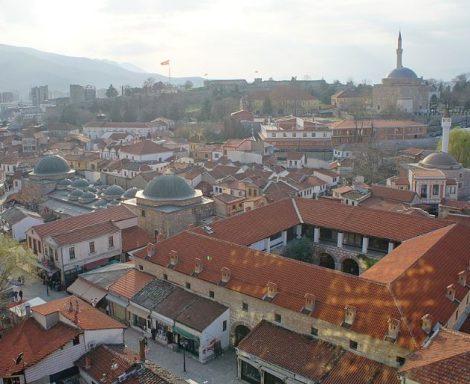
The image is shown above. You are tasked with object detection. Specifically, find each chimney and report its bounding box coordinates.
[221,267,231,284]
[146,243,156,259]
[84,355,92,370]
[343,305,357,326]
[265,282,278,300]
[458,271,467,287]
[421,314,433,333]
[303,293,315,313]
[446,284,456,302]
[441,108,451,153]
[194,258,203,275]
[387,318,400,340]
[68,299,74,313]
[169,250,178,267]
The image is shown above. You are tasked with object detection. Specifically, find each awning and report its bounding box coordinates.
[34,261,59,276]
[174,326,200,342]
[105,294,128,308]
[84,258,109,271]
[127,303,150,320]
[67,278,107,305]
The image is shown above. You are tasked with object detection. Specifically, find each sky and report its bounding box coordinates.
[0,0,469,83]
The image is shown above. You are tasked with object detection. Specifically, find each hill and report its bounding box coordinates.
[0,44,203,98]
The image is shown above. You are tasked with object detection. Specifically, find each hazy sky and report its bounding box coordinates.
[0,0,468,83]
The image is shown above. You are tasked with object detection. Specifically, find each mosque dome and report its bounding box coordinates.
[68,189,84,201]
[419,152,462,170]
[387,67,418,80]
[94,199,108,208]
[123,187,138,199]
[142,174,197,200]
[56,178,72,190]
[79,191,97,204]
[33,155,71,176]
[71,178,89,189]
[103,184,125,200]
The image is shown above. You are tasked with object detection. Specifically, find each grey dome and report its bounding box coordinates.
[33,155,71,175]
[104,184,125,197]
[71,178,89,189]
[123,187,138,198]
[68,189,84,201]
[79,191,97,204]
[387,67,418,79]
[419,152,462,170]
[57,178,72,186]
[94,199,108,207]
[142,174,196,200]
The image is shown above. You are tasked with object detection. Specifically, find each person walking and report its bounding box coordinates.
[19,290,23,301]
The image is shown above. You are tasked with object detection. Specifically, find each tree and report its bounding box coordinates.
[0,235,35,310]
[282,236,313,263]
[105,84,119,98]
[262,96,273,115]
[184,80,193,90]
[437,128,470,167]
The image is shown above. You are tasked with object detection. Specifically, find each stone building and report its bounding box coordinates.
[372,33,433,114]
[123,172,213,238]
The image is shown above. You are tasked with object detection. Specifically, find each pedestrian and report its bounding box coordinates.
[13,290,18,302]
[19,290,23,301]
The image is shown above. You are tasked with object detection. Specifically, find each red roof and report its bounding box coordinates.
[400,328,470,384]
[121,226,153,252]
[0,319,80,376]
[108,269,154,299]
[370,184,417,204]
[50,221,119,246]
[238,320,399,384]
[33,296,126,330]
[330,119,426,130]
[31,205,136,239]
[120,140,172,156]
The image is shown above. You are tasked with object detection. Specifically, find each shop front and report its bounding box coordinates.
[174,325,201,358]
[106,294,129,323]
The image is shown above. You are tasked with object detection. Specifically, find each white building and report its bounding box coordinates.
[83,120,172,140]
[1,206,44,241]
[118,140,174,163]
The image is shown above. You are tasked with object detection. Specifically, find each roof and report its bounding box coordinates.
[33,296,126,330]
[330,119,425,130]
[370,184,417,204]
[419,152,462,170]
[1,206,42,225]
[0,318,80,376]
[120,140,172,156]
[214,193,245,204]
[140,174,198,200]
[121,226,153,252]
[48,221,119,246]
[387,66,418,79]
[238,320,399,384]
[76,263,135,290]
[31,205,136,239]
[400,328,470,384]
[32,154,72,176]
[75,344,139,384]
[109,269,154,300]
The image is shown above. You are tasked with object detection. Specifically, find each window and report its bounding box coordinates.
[3,377,21,384]
[141,209,146,217]
[138,265,144,271]
[274,313,281,323]
[242,302,248,311]
[163,274,168,280]
[73,335,80,345]
[420,184,427,198]
[396,356,405,366]
[69,247,76,260]
[185,282,191,290]
[108,236,114,248]
[349,340,358,350]
[310,327,318,336]
[223,320,227,332]
[432,184,439,196]
[89,242,95,253]
[209,290,215,298]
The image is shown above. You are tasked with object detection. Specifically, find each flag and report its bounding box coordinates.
[160,60,170,66]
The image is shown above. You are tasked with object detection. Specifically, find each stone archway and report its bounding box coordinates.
[232,322,251,346]
[319,253,336,270]
[342,258,360,276]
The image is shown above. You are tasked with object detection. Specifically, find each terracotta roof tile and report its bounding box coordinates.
[370,184,417,204]
[50,221,119,246]
[33,296,126,330]
[120,140,172,156]
[0,318,80,376]
[121,226,153,252]
[109,269,154,299]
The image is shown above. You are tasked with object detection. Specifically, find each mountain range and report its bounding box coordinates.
[0,44,204,99]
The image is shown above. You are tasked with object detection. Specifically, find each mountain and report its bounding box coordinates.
[0,44,203,98]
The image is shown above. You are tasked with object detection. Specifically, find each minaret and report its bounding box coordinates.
[441,108,451,153]
[396,31,403,69]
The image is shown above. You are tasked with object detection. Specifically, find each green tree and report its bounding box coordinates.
[437,128,470,167]
[262,96,273,115]
[282,236,313,263]
[0,235,35,309]
[105,84,119,98]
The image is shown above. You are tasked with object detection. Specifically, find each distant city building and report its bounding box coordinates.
[84,84,96,100]
[0,91,15,103]
[69,84,85,103]
[373,33,434,114]
[30,85,49,106]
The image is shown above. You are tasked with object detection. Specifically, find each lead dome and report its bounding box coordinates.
[32,155,72,176]
[142,174,197,200]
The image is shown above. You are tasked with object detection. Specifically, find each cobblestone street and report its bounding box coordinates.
[125,328,242,384]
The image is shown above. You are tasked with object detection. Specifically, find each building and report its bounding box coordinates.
[118,140,174,163]
[372,33,433,114]
[70,84,85,103]
[26,205,139,285]
[1,206,44,241]
[123,172,214,238]
[30,85,49,106]
[331,88,371,110]
[83,119,172,140]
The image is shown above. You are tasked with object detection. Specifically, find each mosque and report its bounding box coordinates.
[372,33,434,114]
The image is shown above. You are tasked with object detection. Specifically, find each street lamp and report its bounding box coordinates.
[181,339,188,373]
